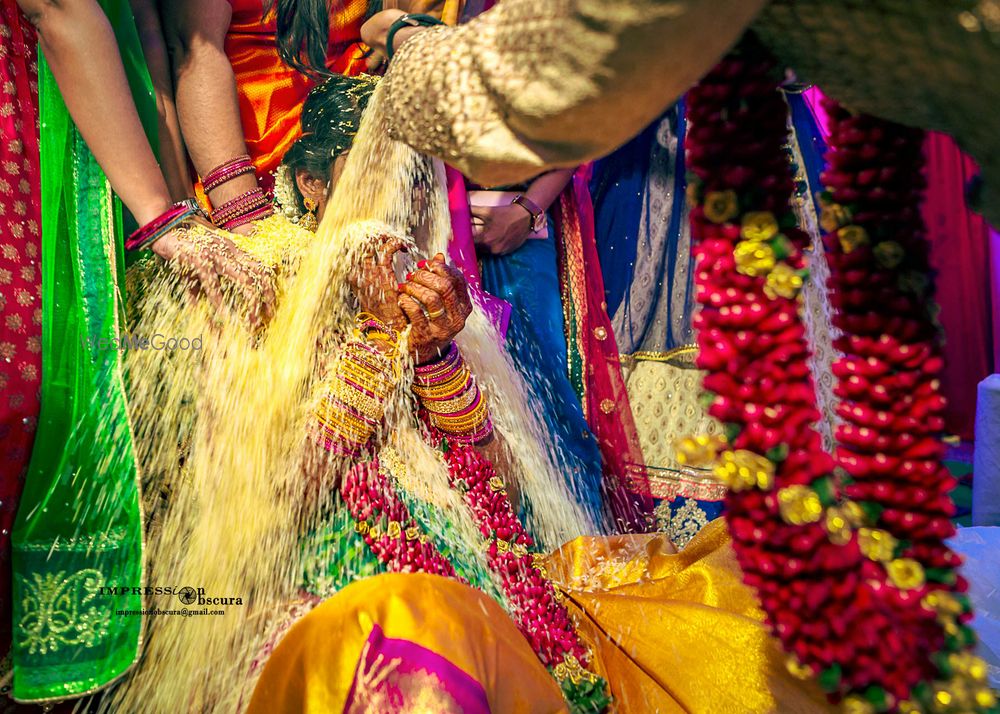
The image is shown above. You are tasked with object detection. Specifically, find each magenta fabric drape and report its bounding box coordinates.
[444,166,511,336]
[922,134,995,439]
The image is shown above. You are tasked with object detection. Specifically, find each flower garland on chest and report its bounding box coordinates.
[682,36,995,713]
[340,437,611,714]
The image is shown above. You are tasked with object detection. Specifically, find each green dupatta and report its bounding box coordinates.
[11,0,155,702]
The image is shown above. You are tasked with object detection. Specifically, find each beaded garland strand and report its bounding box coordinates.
[339,437,611,714]
[682,36,996,713]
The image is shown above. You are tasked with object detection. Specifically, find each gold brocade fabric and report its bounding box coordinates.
[384,0,1000,225]
[546,520,833,713]
[382,0,768,186]
[249,523,832,713]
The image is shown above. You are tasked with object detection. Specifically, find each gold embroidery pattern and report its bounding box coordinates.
[18,569,111,656]
[656,499,711,550]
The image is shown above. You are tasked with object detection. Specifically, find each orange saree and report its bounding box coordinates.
[225,0,458,190]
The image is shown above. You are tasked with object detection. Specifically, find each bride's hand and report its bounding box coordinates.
[152,221,276,330]
[398,253,473,364]
[350,236,410,331]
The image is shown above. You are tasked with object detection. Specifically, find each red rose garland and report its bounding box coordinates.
[341,460,458,578]
[340,441,610,713]
[684,36,995,713]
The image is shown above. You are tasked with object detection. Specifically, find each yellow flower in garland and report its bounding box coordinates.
[874,240,905,269]
[741,211,780,242]
[733,240,777,277]
[842,696,876,714]
[763,263,805,300]
[886,558,926,590]
[824,507,853,545]
[713,449,775,491]
[820,201,852,233]
[777,485,823,525]
[703,190,739,223]
[922,590,964,616]
[857,527,898,562]
[675,434,727,467]
[837,225,870,253]
[948,651,989,683]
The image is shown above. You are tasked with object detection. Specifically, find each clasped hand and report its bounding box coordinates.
[350,238,473,364]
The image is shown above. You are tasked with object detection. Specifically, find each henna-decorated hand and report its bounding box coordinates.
[349,236,410,332]
[153,219,277,331]
[398,253,473,364]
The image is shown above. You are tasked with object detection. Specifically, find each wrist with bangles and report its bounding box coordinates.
[412,342,494,444]
[125,198,204,252]
[201,155,274,231]
[314,313,401,456]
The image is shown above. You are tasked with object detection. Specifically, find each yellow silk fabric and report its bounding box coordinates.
[547,519,833,713]
[246,573,567,714]
[249,522,832,713]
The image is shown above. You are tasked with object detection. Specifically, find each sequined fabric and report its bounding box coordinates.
[385,0,1000,226]
[0,0,40,660]
[754,1,1000,227]
[382,0,769,186]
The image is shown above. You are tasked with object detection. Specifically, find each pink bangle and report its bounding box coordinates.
[414,343,460,376]
[125,199,202,251]
[222,203,273,231]
[202,155,254,193]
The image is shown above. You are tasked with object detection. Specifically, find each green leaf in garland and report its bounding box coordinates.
[812,476,838,507]
[698,391,716,410]
[559,676,612,714]
[765,443,789,463]
[863,685,889,711]
[770,233,794,259]
[724,422,742,444]
[817,663,842,693]
[859,500,885,523]
[932,651,953,678]
[924,567,957,585]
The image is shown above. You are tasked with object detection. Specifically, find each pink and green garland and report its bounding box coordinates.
[340,438,611,714]
[683,35,996,714]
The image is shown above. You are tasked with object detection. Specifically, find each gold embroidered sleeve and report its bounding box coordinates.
[381,0,767,186]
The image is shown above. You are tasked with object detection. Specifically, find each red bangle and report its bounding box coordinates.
[125,199,201,251]
[202,155,254,193]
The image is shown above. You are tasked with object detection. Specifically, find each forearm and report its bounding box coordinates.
[524,168,574,212]
[130,0,192,200]
[162,0,257,209]
[19,0,172,224]
[382,0,767,186]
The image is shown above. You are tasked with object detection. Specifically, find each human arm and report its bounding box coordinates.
[17,0,175,225]
[362,0,767,186]
[129,0,192,201]
[471,168,574,255]
[160,0,262,234]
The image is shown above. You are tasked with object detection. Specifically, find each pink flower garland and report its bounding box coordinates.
[685,36,995,713]
[340,442,609,712]
[341,460,458,578]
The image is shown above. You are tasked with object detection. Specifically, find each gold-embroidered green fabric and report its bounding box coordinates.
[11,0,153,701]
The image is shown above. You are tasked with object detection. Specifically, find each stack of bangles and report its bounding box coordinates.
[202,155,273,231]
[124,198,203,252]
[412,343,494,444]
[314,314,400,457]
